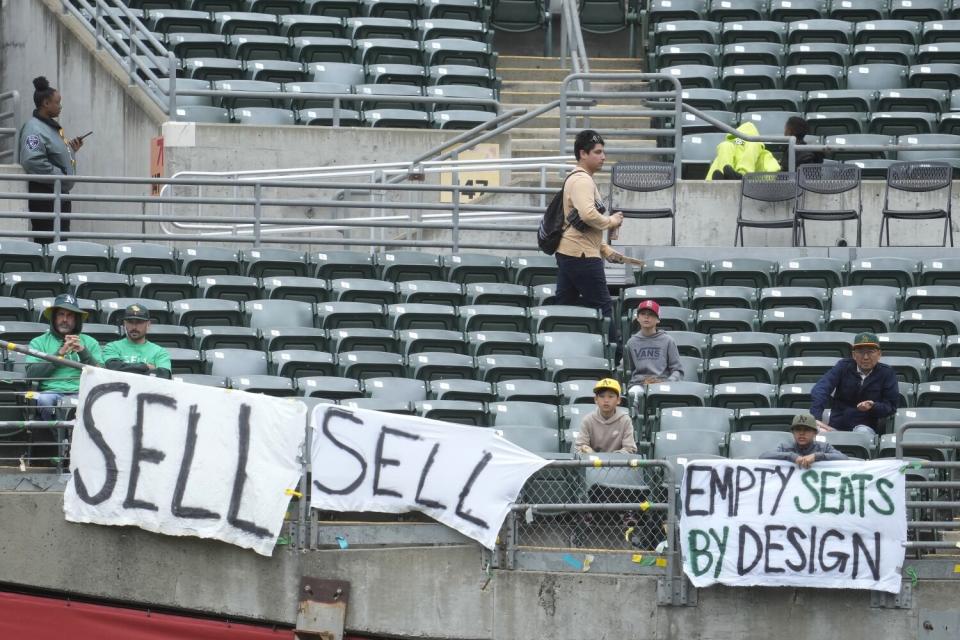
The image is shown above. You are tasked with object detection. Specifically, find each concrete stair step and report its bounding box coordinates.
[498,55,643,70]
[498,66,646,82]
[500,90,645,105]
[500,79,651,94]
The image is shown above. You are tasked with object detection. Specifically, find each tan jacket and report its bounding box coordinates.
[556,168,616,259]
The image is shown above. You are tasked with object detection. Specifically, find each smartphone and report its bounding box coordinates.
[78,131,94,140]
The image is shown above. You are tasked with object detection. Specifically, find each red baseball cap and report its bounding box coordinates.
[636,299,660,317]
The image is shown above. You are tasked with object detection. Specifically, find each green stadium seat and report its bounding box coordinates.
[706,356,778,385]
[786,42,850,66]
[777,381,816,407]
[736,407,808,431]
[543,356,613,383]
[341,398,415,414]
[496,379,560,404]
[407,352,477,382]
[270,349,337,378]
[466,330,535,357]
[696,308,757,334]
[297,375,363,399]
[376,251,443,282]
[167,348,205,375]
[316,301,384,329]
[529,305,604,334]
[148,9,214,33]
[429,378,495,402]
[327,327,397,353]
[805,110,868,135]
[66,273,131,301]
[780,356,838,382]
[735,88,804,112]
[386,303,457,330]
[691,285,757,310]
[245,299,314,329]
[904,285,960,311]
[787,19,854,44]
[205,347,268,376]
[312,250,376,280]
[891,0,947,21]
[132,274,195,302]
[680,132,729,179]
[495,426,560,454]
[770,0,827,21]
[259,276,327,304]
[395,280,463,306]
[898,309,960,336]
[681,88,735,110]
[916,381,960,408]
[398,329,465,355]
[657,43,721,67]
[112,243,177,275]
[302,0,362,19]
[421,0,486,21]
[827,308,897,333]
[459,304,529,335]
[193,334,259,370]
[638,257,707,288]
[337,350,405,379]
[261,327,328,351]
[820,430,876,459]
[723,20,788,44]
[776,256,847,288]
[786,331,856,357]
[656,306,697,332]
[728,430,793,458]
[853,43,916,66]
[488,400,559,430]
[47,241,111,274]
[476,354,543,382]
[0,297,30,323]
[876,332,942,360]
[178,246,241,277]
[654,430,726,458]
[195,275,261,302]
[172,298,244,326]
[783,64,843,91]
[364,376,428,400]
[537,331,607,360]
[307,61,366,84]
[415,399,487,425]
[708,331,783,358]
[330,278,397,306]
[805,89,876,112]
[464,283,528,307]
[644,381,712,419]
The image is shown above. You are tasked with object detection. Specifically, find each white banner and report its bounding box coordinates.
[64,368,306,556]
[680,459,906,593]
[309,404,550,549]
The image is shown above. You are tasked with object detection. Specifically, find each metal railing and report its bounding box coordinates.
[0,171,555,250]
[0,91,21,164]
[560,72,685,176]
[559,0,591,93]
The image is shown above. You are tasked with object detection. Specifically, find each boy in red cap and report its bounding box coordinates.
[625,299,683,395]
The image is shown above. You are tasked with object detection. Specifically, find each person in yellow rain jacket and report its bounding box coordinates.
[706,121,780,181]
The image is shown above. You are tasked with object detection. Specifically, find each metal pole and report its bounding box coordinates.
[0,339,87,370]
[253,182,263,247]
[53,178,62,242]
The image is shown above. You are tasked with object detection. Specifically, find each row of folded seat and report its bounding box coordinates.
[647,0,960,24]
[169,79,497,112]
[656,42,960,69]
[173,104,494,127]
[0,242,555,284]
[660,62,960,93]
[651,19,960,48]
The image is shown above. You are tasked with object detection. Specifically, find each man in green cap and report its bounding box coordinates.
[809,331,899,435]
[26,293,104,420]
[761,414,848,468]
[103,303,172,379]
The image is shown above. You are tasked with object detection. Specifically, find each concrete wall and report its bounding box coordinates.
[1,491,957,640]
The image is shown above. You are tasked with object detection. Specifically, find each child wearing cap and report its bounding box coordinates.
[625,300,684,392]
[574,378,637,454]
[760,414,848,468]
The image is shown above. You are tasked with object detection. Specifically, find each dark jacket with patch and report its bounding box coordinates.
[20,111,75,192]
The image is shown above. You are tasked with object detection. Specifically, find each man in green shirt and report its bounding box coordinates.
[103,303,172,379]
[26,293,103,420]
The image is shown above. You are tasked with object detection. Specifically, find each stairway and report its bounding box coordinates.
[497,55,653,164]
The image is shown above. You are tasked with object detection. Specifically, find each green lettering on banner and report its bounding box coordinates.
[794,470,820,513]
[869,477,896,516]
[819,471,842,515]
[688,529,714,577]
[850,473,873,517]
[709,526,729,579]
[837,476,857,515]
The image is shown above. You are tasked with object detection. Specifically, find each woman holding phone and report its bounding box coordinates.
[19,76,86,245]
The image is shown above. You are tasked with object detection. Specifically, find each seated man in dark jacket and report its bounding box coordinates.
[810,332,898,435]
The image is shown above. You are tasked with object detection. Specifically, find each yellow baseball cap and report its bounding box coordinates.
[593,378,622,395]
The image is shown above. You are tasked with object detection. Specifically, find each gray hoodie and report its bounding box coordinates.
[626,330,683,386]
[20,112,76,192]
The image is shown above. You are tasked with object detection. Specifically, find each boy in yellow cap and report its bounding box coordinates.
[574,378,637,454]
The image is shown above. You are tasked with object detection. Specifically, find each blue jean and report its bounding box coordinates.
[554,253,621,360]
[36,392,75,422]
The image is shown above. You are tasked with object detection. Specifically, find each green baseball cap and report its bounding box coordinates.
[852,331,880,349]
[790,414,818,431]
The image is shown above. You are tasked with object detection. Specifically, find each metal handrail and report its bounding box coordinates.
[61,0,177,115]
[0,90,21,163]
[560,0,591,93]
[560,72,684,176]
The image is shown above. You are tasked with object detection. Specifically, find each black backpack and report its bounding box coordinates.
[537,172,576,255]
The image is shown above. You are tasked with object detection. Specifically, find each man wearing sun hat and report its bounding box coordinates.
[809,331,899,435]
[25,293,104,420]
[103,303,172,379]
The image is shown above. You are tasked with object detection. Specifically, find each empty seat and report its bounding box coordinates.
[657,43,721,67]
[132,274,196,303]
[444,253,509,284]
[728,430,793,458]
[429,378,495,402]
[387,303,457,330]
[466,330,535,357]
[458,305,527,332]
[337,350,405,379]
[415,399,487,425]
[261,326,328,351]
[315,301,384,329]
[709,331,783,358]
[782,64,843,91]
[644,381,712,419]
[213,80,282,109]
[909,63,960,90]
[736,407,808,431]
[377,251,443,282]
[788,19,854,44]
[476,354,542,382]
[184,57,245,81]
[113,243,177,275]
[759,286,829,310]
[302,0,363,19]
[787,331,856,357]
[172,298,244,326]
[496,379,560,404]
[852,43,916,66]
[488,401,559,430]
[327,327,397,353]
[898,309,960,336]
[194,325,262,351]
[173,105,232,122]
[307,61,366,84]
[297,375,363,399]
[735,88,804,113]
[846,64,908,90]
[398,328,465,355]
[661,64,720,89]
[780,356,838,382]
[904,285,960,312]
[879,161,954,247]
[204,348,268,376]
[786,42,851,67]
[706,356,778,385]
[364,375,427,400]
[691,285,757,310]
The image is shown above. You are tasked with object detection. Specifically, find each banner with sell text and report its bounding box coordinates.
[64,368,306,556]
[680,459,906,593]
[310,404,550,550]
